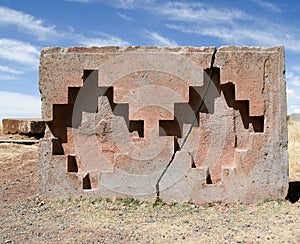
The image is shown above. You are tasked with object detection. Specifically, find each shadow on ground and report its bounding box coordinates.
[285,181,300,203]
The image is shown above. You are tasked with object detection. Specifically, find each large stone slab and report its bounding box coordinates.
[2,118,45,136]
[39,46,288,203]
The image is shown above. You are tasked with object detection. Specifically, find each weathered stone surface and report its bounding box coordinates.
[39,46,288,203]
[2,118,45,136]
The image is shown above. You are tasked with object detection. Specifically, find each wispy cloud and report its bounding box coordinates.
[78,32,130,46]
[117,13,132,21]
[66,0,152,7]
[0,6,56,40]
[0,74,17,80]
[113,1,300,51]
[108,0,300,53]
[145,31,177,46]
[65,0,96,3]
[290,105,300,114]
[287,88,300,101]
[0,65,23,75]
[250,0,281,13]
[286,69,300,114]
[113,1,250,23]
[0,65,23,80]
[0,91,41,120]
[0,39,40,66]
[154,2,250,23]
[166,21,300,53]
[113,0,154,9]
[287,71,300,87]
[0,6,129,48]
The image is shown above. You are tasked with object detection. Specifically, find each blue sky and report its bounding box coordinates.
[0,0,300,120]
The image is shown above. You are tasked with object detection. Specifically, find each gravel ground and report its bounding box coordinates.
[1,196,299,243]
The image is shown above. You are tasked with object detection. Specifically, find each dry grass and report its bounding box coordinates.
[288,121,300,180]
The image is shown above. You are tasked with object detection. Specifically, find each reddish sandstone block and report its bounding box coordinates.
[2,118,45,136]
[39,46,288,203]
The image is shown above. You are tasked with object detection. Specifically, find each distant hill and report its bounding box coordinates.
[290,113,300,122]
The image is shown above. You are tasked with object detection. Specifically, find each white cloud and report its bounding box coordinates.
[112,1,249,23]
[0,74,17,80]
[0,6,129,50]
[236,27,300,53]
[139,2,296,54]
[287,88,300,101]
[67,0,146,8]
[78,32,130,46]
[0,92,41,120]
[0,65,23,75]
[0,39,40,66]
[65,0,95,2]
[155,2,250,23]
[290,105,300,114]
[59,1,300,54]
[66,0,149,6]
[286,71,300,87]
[0,6,56,40]
[287,88,296,97]
[113,0,154,9]
[250,0,281,13]
[166,23,300,53]
[167,23,240,42]
[291,66,300,73]
[117,13,132,21]
[286,85,300,115]
[0,65,23,80]
[114,0,299,53]
[145,31,177,46]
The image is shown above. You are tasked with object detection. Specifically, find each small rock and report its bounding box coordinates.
[38,201,45,206]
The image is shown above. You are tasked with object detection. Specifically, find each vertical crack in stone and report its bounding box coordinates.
[234,110,237,148]
[155,48,218,197]
[262,58,269,116]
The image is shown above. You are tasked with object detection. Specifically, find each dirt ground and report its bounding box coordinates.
[0,124,299,243]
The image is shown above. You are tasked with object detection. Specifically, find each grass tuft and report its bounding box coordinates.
[288,121,300,180]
